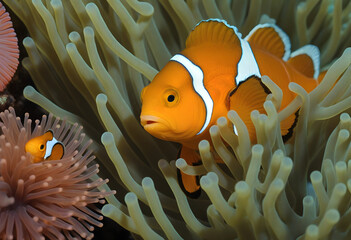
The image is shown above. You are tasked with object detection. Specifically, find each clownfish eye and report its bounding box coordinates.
[167,94,175,102]
[164,89,179,106]
[40,144,45,151]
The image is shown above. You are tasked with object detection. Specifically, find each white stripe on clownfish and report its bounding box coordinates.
[170,54,213,135]
[196,19,261,85]
[44,137,60,159]
[236,38,261,84]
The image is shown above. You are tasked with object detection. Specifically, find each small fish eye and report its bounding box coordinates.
[40,144,45,150]
[167,94,175,102]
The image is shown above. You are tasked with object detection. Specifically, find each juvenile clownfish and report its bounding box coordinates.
[140,19,323,198]
[25,130,65,163]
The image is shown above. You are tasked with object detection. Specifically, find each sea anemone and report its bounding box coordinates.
[0,1,19,91]
[0,107,114,239]
[2,0,351,239]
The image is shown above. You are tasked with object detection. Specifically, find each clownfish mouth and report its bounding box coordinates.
[140,115,170,134]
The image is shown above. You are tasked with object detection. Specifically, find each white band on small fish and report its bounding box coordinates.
[44,137,59,159]
[170,54,213,135]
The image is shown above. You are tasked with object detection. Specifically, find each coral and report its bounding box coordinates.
[2,0,351,239]
[0,1,19,91]
[0,107,114,239]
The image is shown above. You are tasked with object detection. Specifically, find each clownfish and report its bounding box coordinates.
[140,19,323,198]
[25,130,65,163]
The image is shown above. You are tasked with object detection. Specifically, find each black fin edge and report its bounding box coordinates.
[229,75,271,97]
[282,109,300,142]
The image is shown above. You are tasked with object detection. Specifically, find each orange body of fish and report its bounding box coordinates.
[25,130,65,163]
[140,19,323,198]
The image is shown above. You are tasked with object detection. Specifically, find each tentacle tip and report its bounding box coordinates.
[158,159,168,169]
[125,192,137,203]
[96,93,108,104]
[101,132,114,145]
[252,144,264,154]
[198,139,210,149]
[200,175,212,188]
[85,2,97,11]
[306,224,319,236]
[235,181,249,192]
[216,116,227,125]
[101,204,115,215]
[23,86,36,98]
[66,42,76,51]
[142,177,154,188]
[325,209,340,223]
[175,158,186,168]
[207,172,219,183]
[83,26,95,36]
[209,125,219,134]
[23,37,34,47]
[310,170,322,182]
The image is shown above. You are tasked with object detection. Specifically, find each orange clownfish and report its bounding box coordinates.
[25,130,65,163]
[140,19,323,198]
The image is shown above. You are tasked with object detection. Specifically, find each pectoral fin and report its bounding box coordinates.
[229,76,270,141]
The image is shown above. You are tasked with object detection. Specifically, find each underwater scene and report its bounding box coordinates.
[0,0,351,239]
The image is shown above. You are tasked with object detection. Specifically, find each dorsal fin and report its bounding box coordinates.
[186,19,241,48]
[43,129,54,141]
[288,45,320,79]
[245,23,291,61]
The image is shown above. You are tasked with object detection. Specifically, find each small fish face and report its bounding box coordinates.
[25,130,54,163]
[25,137,47,163]
[140,62,206,142]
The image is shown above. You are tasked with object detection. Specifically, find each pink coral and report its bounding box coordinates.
[0,107,114,240]
[0,2,19,91]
